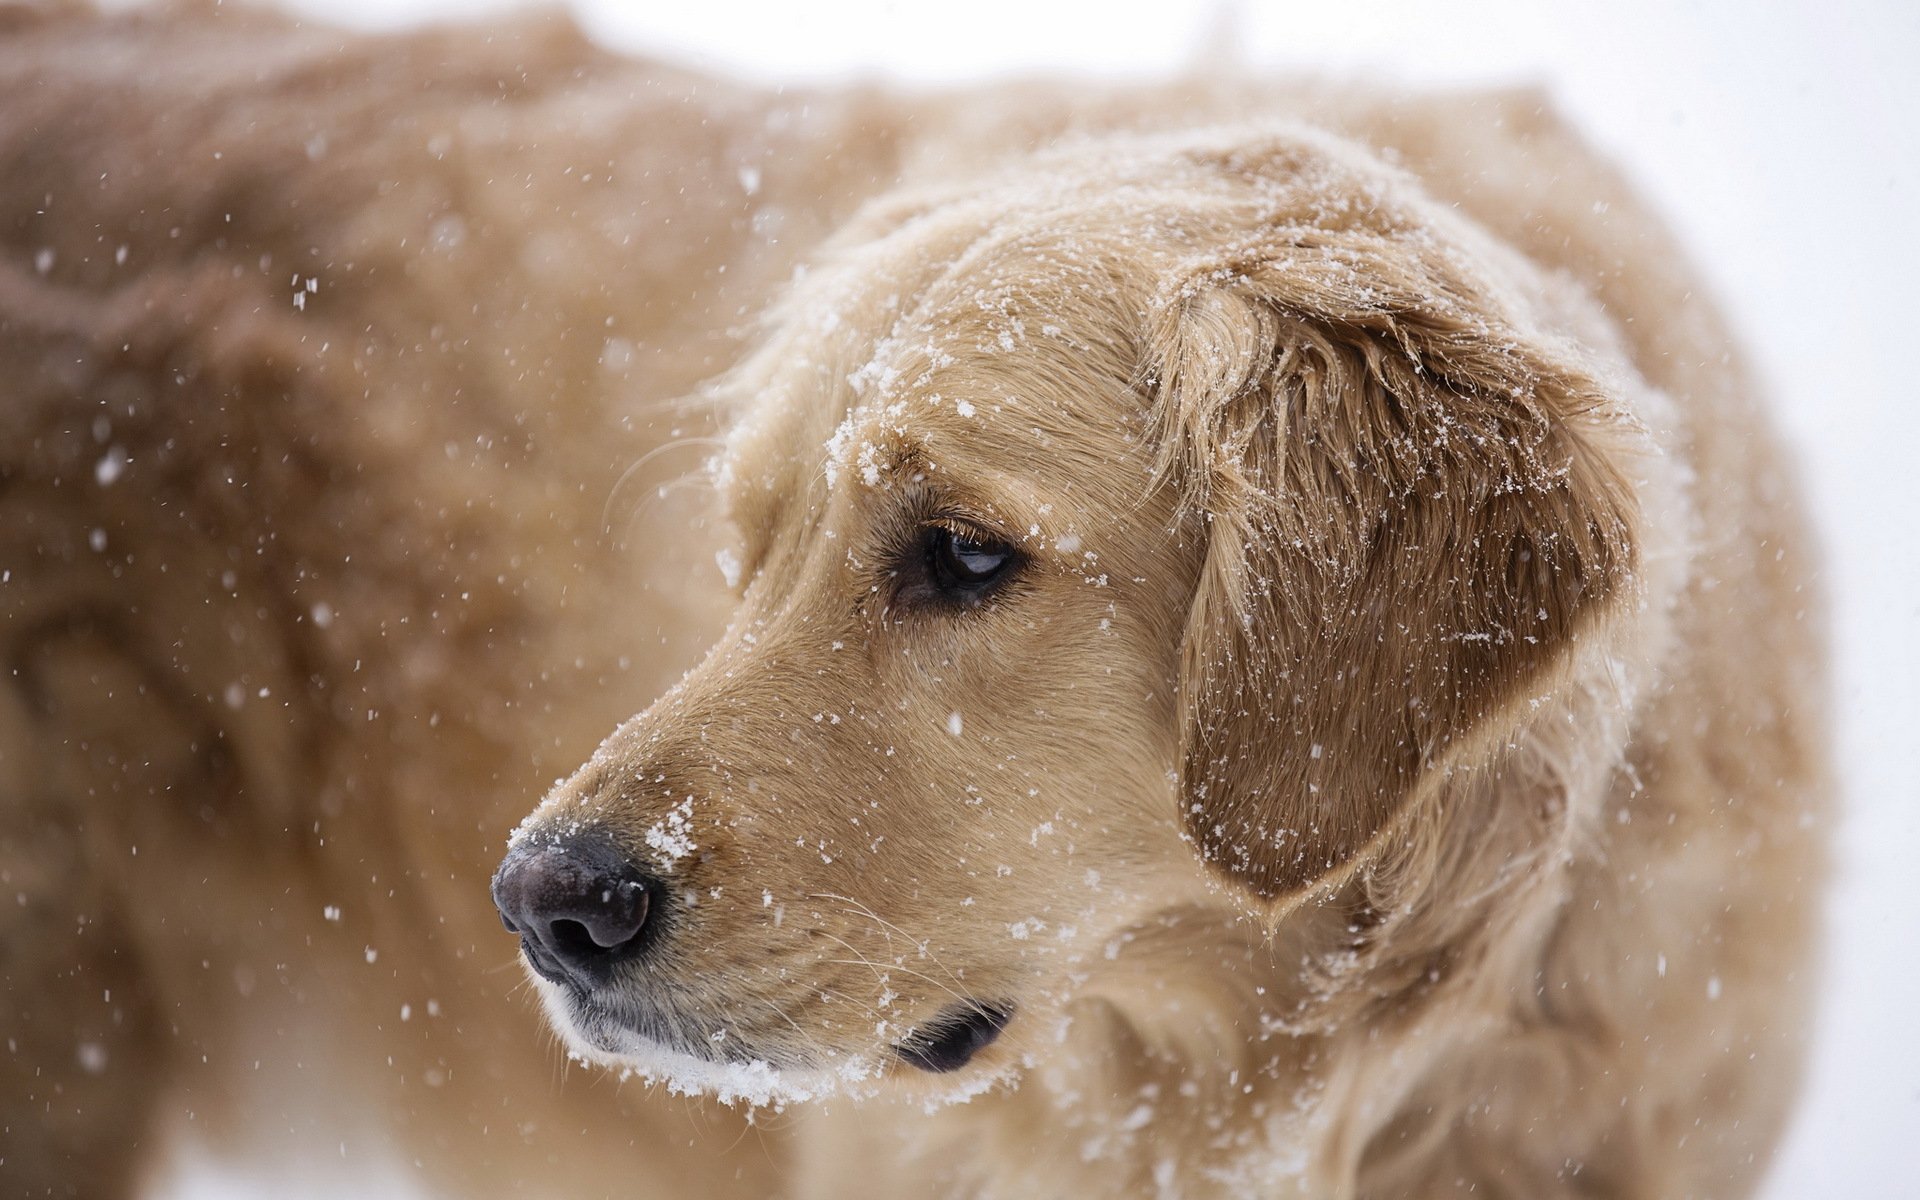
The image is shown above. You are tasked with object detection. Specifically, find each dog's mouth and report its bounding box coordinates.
[540,983,1016,1109]
[559,987,722,1058]
[555,979,1012,1075]
[561,985,1016,1074]
[894,1001,1015,1073]
[524,943,1020,1107]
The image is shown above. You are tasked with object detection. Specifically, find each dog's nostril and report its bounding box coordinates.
[546,892,650,955]
[548,917,597,960]
[489,833,659,987]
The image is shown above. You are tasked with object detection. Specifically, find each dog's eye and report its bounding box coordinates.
[924,525,1017,599]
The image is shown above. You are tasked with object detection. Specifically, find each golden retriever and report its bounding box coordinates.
[1,5,1828,1198]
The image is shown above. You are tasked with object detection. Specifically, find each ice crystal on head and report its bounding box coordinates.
[848,355,899,398]
[645,797,697,865]
[856,440,886,487]
[709,451,737,496]
[823,413,857,489]
[715,546,744,590]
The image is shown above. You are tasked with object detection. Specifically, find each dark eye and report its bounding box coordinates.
[925,525,1017,599]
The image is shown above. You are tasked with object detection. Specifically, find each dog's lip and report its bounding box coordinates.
[556,985,773,1067]
[895,1001,1015,1073]
[540,963,1014,1076]
[562,983,1011,1077]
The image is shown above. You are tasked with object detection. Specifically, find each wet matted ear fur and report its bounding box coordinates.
[1148,226,1642,905]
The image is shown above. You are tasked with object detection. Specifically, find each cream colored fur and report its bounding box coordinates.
[0,6,1826,1199]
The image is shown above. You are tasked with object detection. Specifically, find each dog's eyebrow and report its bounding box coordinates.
[830,410,1094,558]
[905,469,1084,559]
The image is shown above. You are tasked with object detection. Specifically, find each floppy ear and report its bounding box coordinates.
[1150,235,1641,903]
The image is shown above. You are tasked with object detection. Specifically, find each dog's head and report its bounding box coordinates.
[493,126,1644,1107]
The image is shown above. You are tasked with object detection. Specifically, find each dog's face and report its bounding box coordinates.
[494,130,1641,1106]
[499,207,1211,1104]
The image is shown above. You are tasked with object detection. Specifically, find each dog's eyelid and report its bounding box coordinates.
[921,491,1046,548]
[924,513,1019,549]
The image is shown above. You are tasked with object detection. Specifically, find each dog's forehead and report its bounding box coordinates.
[837,230,1158,458]
[718,243,1152,530]
[819,310,1157,535]
[713,135,1403,556]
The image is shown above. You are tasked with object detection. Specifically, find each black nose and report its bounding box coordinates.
[491,832,658,988]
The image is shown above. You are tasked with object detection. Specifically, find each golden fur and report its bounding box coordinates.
[0,5,1828,1198]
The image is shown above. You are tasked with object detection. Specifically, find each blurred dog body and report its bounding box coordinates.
[0,6,1826,1198]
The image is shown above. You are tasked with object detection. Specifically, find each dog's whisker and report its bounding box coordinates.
[809,892,973,995]
[816,957,975,1013]
[807,929,890,979]
[606,433,725,501]
[808,980,892,1028]
[484,957,525,976]
[615,469,721,550]
[809,945,973,1021]
[603,434,727,538]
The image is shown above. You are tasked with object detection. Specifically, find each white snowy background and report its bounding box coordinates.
[157,0,1918,1195]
